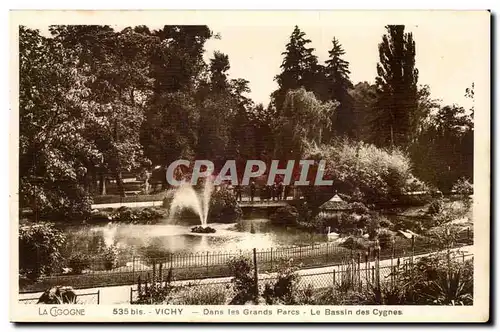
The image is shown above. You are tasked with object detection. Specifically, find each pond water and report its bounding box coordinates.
[61,216,329,262]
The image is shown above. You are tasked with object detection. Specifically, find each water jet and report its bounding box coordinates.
[168,177,215,232]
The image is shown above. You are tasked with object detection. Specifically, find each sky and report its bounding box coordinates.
[202,23,482,108]
[28,11,488,110]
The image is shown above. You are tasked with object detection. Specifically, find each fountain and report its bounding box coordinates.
[168,177,216,233]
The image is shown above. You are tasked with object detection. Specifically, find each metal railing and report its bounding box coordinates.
[19,290,100,305]
[20,230,473,293]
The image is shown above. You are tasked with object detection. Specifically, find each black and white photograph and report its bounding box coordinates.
[10,10,490,323]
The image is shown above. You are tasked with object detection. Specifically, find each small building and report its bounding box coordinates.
[318,194,352,218]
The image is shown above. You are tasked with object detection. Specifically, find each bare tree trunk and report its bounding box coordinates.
[115,171,125,197]
[100,173,106,195]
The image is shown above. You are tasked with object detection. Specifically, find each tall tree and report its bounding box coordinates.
[271,26,321,111]
[371,25,419,148]
[410,103,473,191]
[209,51,230,92]
[273,88,338,161]
[140,25,212,174]
[19,27,100,217]
[50,25,153,196]
[324,38,355,137]
[150,25,212,92]
[196,51,236,166]
[349,81,378,142]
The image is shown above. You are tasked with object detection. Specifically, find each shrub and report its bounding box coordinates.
[378,216,393,229]
[20,179,92,220]
[394,252,473,305]
[68,253,91,274]
[377,228,396,249]
[428,199,444,215]
[303,140,427,206]
[139,207,166,222]
[312,214,340,231]
[262,259,301,305]
[366,215,381,240]
[452,177,473,196]
[228,256,257,304]
[101,245,118,270]
[109,207,165,224]
[349,202,369,214]
[19,222,66,280]
[337,212,360,235]
[340,236,375,251]
[180,286,227,305]
[90,209,112,222]
[209,187,243,223]
[133,266,174,304]
[354,281,410,305]
[452,177,473,210]
[270,205,299,226]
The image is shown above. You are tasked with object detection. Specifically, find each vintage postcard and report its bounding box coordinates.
[9,10,490,323]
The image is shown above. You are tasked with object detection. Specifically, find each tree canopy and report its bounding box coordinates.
[19,24,474,218]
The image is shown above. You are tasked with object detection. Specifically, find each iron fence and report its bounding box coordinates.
[19,290,100,305]
[21,229,472,293]
[127,248,473,305]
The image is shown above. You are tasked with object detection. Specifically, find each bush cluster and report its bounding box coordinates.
[91,207,166,224]
[303,140,430,206]
[208,187,243,223]
[19,222,66,280]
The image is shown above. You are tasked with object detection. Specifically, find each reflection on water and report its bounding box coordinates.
[61,217,328,262]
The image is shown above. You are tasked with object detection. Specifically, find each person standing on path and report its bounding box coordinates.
[235,184,242,202]
[250,180,256,202]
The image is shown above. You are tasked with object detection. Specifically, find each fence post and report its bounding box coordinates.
[130,287,133,303]
[97,290,100,305]
[357,253,361,291]
[365,251,369,290]
[462,251,465,263]
[206,251,209,274]
[411,235,415,266]
[391,239,395,286]
[170,253,173,270]
[332,269,336,287]
[253,248,259,303]
[326,242,329,262]
[371,266,375,284]
[270,247,273,271]
[376,248,381,289]
[132,256,135,284]
[350,242,354,262]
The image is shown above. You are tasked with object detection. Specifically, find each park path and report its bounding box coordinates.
[18,245,473,305]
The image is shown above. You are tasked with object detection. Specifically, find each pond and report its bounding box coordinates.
[61,216,329,262]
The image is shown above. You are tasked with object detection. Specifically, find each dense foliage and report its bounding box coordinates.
[303,140,428,206]
[19,222,66,280]
[208,187,243,223]
[228,256,258,304]
[19,23,473,220]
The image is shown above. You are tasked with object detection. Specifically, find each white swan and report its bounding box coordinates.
[326,226,340,240]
